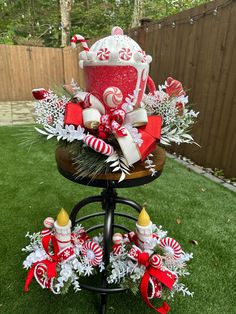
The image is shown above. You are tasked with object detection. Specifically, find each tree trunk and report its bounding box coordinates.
[60,0,72,47]
[131,0,145,28]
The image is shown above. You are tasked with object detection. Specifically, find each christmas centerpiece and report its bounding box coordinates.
[23,208,193,313]
[31,26,198,182]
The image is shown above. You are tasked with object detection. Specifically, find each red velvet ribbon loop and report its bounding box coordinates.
[137,251,150,267]
[140,268,171,313]
[138,115,162,160]
[24,235,59,292]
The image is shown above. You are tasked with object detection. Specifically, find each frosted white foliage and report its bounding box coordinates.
[35,124,85,143]
[22,230,103,295]
[142,85,199,146]
[34,90,69,127]
[144,154,157,176]
[106,152,131,182]
[108,224,193,300]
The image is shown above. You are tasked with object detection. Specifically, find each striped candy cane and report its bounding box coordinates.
[84,134,114,156]
[71,34,90,51]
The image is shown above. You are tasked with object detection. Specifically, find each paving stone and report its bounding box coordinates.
[0,107,12,125]
[187,164,205,174]
[202,172,224,184]
[222,183,236,193]
[166,152,176,159]
[0,101,34,125]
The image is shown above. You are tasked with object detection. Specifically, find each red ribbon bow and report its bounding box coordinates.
[25,235,74,292]
[100,109,127,138]
[138,115,162,160]
[128,247,173,313]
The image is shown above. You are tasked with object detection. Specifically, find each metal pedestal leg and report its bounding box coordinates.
[69,186,142,313]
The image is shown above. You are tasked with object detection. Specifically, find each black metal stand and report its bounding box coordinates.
[70,185,142,314]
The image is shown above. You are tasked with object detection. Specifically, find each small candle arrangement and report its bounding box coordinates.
[23,208,193,313]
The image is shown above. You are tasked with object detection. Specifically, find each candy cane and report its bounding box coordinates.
[84,134,114,156]
[81,241,103,266]
[41,228,51,237]
[71,34,90,51]
[159,237,182,260]
[119,48,132,61]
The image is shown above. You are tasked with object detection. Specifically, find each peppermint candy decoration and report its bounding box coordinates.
[150,254,162,268]
[84,135,114,156]
[159,237,182,259]
[34,263,51,289]
[119,48,132,60]
[43,217,54,229]
[81,241,103,266]
[103,87,123,108]
[112,233,123,244]
[97,48,110,61]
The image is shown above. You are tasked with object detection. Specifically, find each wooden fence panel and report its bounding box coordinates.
[0,45,64,100]
[128,0,236,178]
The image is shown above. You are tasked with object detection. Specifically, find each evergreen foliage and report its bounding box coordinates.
[0,0,208,47]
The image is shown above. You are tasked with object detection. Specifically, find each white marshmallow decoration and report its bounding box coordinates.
[146,55,152,64]
[133,51,144,62]
[103,87,123,108]
[44,217,55,229]
[112,233,123,245]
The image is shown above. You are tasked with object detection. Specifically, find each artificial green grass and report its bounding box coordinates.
[0,125,235,314]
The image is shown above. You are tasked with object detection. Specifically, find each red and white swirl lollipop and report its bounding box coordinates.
[159,237,182,260]
[84,134,114,156]
[97,48,110,61]
[119,48,132,61]
[103,87,123,108]
[150,254,162,268]
[81,241,103,266]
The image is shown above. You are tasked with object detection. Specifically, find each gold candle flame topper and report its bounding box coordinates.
[137,208,151,226]
[56,208,69,226]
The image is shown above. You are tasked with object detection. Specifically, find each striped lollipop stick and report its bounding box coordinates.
[71,34,90,51]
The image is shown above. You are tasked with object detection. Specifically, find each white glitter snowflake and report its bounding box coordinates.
[34,90,69,127]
